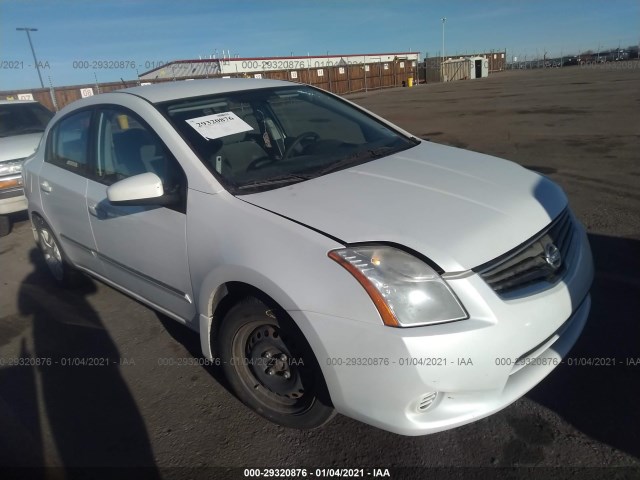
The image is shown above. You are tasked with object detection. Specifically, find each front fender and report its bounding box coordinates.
[186,190,383,358]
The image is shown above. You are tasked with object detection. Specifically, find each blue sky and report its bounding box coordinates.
[1,0,638,90]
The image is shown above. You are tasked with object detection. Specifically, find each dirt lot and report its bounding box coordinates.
[1,66,639,478]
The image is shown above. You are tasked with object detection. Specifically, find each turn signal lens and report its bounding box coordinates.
[0,177,22,190]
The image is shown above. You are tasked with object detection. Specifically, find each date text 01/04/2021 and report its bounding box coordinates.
[324,357,473,366]
[243,468,391,477]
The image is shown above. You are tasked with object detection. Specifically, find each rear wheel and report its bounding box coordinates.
[33,216,78,286]
[217,296,335,429]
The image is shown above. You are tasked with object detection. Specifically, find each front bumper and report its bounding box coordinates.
[0,183,27,215]
[291,222,594,435]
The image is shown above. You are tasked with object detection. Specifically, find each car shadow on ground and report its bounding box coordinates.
[526,233,640,459]
[0,248,160,475]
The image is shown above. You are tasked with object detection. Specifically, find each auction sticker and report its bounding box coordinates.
[186,112,253,140]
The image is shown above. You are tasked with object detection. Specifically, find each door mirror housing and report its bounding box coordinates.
[107,172,178,206]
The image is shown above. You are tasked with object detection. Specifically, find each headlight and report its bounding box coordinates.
[329,246,467,327]
[0,159,25,176]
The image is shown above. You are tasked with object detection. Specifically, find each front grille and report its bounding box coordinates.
[477,209,574,296]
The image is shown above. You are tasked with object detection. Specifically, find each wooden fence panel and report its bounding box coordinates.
[1,62,424,111]
[347,65,365,92]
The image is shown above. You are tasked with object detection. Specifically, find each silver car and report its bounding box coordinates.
[0,100,53,236]
[23,79,593,435]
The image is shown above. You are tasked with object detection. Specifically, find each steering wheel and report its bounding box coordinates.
[246,156,276,172]
[282,132,320,161]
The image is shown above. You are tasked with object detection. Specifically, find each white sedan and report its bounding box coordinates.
[23,79,593,435]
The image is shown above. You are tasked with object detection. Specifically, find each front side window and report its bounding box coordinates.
[46,110,92,174]
[94,109,185,199]
[159,86,417,193]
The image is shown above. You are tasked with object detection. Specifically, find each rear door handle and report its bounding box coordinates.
[40,181,52,193]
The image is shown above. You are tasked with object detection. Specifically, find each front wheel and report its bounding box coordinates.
[0,215,10,237]
[217,296,335,429]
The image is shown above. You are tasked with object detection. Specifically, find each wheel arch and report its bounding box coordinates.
[201,277,336,405]
[30,210,63,252]
[200,274,304,360]
[30,210,50,244]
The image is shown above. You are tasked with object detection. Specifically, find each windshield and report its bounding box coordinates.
[159,86,418,193]
[0,102,54,138]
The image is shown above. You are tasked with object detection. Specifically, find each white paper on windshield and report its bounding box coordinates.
[186,112,253,140]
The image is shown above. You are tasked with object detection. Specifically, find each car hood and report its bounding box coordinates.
[241,141,567,272]
[0,133,43,163]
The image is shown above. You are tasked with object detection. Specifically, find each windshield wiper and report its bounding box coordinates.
[236,145,407,191]
[237,173,312,191]
[316,146,398,176]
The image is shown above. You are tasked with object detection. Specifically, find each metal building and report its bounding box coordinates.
[441,56,490,82]
[139,52,420,81]
[469,56,489,79]
[441,58,471,82]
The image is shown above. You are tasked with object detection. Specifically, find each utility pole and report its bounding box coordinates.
[16,27,44,88]
[441,18,446,63]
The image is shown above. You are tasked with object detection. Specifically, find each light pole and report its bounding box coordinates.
[16,27,44,88]
[441,18,446,63]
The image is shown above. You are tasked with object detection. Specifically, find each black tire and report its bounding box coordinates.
[32,216,78,287]
[0,215,10,237]
[217,296,335,429]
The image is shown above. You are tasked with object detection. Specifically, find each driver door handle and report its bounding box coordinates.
[88,203,101,217]
[40,181,52,193]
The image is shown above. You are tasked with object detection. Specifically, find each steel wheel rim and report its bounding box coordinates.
[232,320,313,414]
[40,228,64,281]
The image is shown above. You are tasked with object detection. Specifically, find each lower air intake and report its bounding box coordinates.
[418,392,438,412]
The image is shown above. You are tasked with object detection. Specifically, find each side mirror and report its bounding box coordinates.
[107,172,178,206]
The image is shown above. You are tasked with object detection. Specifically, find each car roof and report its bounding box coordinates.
[118,78,296,104]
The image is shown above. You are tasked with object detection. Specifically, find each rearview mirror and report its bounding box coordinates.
[107,172,178,206]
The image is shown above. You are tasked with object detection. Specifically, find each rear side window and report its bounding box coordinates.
[46,110,92,175]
